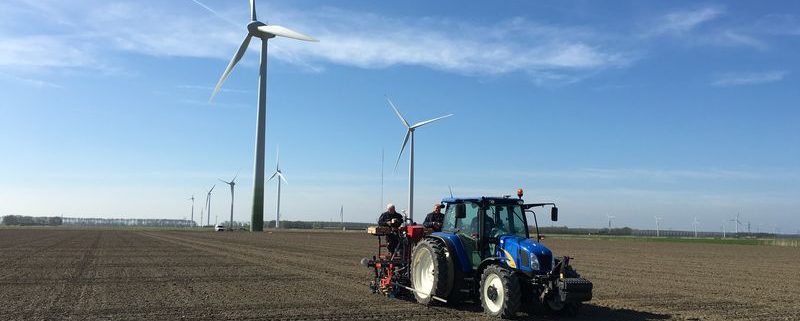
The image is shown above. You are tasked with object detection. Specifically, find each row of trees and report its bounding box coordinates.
[1,215,62,226]
[61,217,196,227]
[0,216,196,228]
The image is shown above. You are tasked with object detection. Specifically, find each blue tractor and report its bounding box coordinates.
[364,189,592,318]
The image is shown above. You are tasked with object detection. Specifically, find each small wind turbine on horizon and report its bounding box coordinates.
[209,0,317,232]
[387,97,453,223]
[606,214,615,230]
[654,216,663,237]
[219,172,239,231]
[729,213,743,235]
[205,185,215,227]
[188,195,195,225]
[268,148,288,229]
[692,217,700,238]
[340,205,344,231]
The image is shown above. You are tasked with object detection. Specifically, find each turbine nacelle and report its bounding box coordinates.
[247,21,274,39]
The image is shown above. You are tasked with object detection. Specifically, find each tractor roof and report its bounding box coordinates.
[441,196,523,204]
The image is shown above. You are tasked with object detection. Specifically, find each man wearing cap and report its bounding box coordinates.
[423,204,445,232]
[378,204,403,254]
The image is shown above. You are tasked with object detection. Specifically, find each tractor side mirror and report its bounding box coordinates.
[551,207,558,222]
[455,204,466,219]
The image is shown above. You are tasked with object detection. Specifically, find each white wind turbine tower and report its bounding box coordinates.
[606,214,615,230]
[387,97,453,223]
[219,172,239,230]
[692,217,700,238]
[210,0,317,232]
[654,216,663,237]
[268,148,288,229]
[188,195,195,225]
[205,185,215,227]
[340,205,344,231]
[729,213,743,235]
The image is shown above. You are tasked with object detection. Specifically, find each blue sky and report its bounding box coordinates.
[1,0,798,233]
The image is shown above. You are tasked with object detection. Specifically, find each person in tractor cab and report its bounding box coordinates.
[423,204,444,231]
[377,203,403,254]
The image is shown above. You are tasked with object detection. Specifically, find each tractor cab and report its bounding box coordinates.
[437,195,558,275]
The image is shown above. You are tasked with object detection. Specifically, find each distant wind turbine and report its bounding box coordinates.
[340,205,345,231]
[387,97,453,223]
[606,214,616,230]
[268,148,288,229]
[188,195,195,225]
[205,185,215,227]
[729,213,743,235]
[692,217,700,238]
[654,216,663,237]
[209,0,317,232]
[219,172,239,231]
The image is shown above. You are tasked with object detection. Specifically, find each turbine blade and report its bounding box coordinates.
[386,97,410,128]
[268,171,278,182]
[394,130,411,171]
[411,114,454,129]
[209,184,216,193]
[257,25,318,42]
[232,170,239,183]
[250,0,257,21]
[218,178,229,184]
[210,34,252,101]
[276,145,280,170]
[278,172,288,184]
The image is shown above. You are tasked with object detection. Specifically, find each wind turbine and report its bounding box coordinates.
[387,97,453,223]
[268,148,288,229]
[210,0,317,232]
[205,185,215,227]
[188,195,195,225]
[606,214,615,230]
[219,172,239,231]
[340,205,344,231]
[729,213,743,235]
[692,217,700,238]
[654,216,662,237]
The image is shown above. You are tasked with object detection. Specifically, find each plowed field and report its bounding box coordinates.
[0,229,797,320]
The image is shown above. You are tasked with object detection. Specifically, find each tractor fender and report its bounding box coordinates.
[477,257,503,276]
[430,233,472,273]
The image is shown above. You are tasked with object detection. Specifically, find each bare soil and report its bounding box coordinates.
[0,229,797,320]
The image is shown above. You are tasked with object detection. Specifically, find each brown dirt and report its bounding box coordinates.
[0,229,797,320]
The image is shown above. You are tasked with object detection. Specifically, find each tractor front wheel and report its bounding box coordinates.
[480,264,521,318]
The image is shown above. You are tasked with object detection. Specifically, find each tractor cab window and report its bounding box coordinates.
[487,203,528,239]
[443,202,480,236]
[442,205,457,231]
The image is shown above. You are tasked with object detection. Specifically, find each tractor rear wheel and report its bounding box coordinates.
[480,264,521,319]
[411,238,450,305]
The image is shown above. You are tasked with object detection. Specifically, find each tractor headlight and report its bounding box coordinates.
[530,253,540,271]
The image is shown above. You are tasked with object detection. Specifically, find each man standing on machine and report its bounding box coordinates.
[378,203,403,254]
[423,204,445,232]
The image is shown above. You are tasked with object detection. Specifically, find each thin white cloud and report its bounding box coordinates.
[493,167,800,184]
[177,85,249,94]
[0,35,95,68]
[0,0,632,85]
[652,6,724,35]
[754,14,800,36]
[711,70,789,86]
[0,72,62,88]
